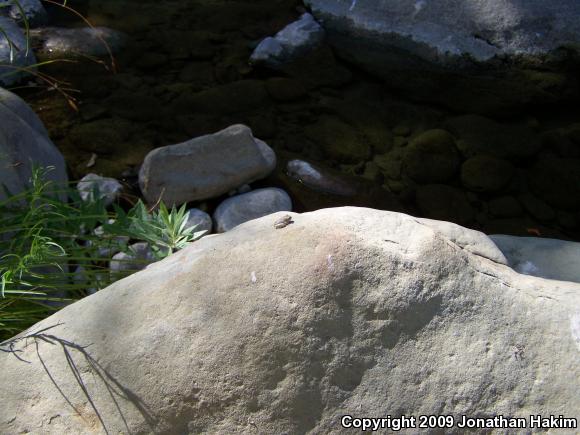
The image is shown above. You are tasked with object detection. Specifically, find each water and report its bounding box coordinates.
[15,0,580,241]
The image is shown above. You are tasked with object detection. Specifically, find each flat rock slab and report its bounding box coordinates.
[305,0,580,112]
[1,208,579,434]
[139,124,276,206]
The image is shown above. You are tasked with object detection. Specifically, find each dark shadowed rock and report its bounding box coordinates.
[461,155,514,193]
[416,184,476,225]
[403,129,460,183]
[305,0,580,113]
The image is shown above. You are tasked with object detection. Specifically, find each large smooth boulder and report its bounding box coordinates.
[0,17,37,86]
[1,207,579,434]
[0,87,67,201]
[304,0,580,113]
[139,124,276,206]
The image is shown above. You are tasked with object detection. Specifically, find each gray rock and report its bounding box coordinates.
[0,87,67,202]
[0,0,47,26]
[491,235,580,283]
[305,0,580,112]
[184,208,212,235]
[250,13,324,67]
[461,155,514,193]
[77,173,123,207]
[0,17,37,86]
[29,27,126,60]
[139,124,276,206]
[213,187,292,233]
[89,219,130,258]
[110,242,155,277]
[403,129,460,183]
[2,208,579,433]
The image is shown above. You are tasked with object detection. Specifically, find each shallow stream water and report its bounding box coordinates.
[15,0,580,241]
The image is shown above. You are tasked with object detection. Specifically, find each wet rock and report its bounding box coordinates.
[361,161,383,183]
[0,87,67,202]
[265,77,307,101]
[177,62,214,86]
[488,196,524,218]
[29,27,125,60]
[403,129,460,183]
[185,208,213,235]
[106,93,163,122]
[416,184,475,226]
[287,159,358,196]
[518,193,556,222]
[0,17,37,86]
[527,155,580,211]
[446,115,542,159]
[77,173,123,207]
[541,130,580,159]
[250,13,324,67]
[374,152,402,180]
[461,155,514,193]
[393,124,411,137]
[79,103,108,122]
[244,113,278,139]
[139,124,276,206]
[0,0,47,26]
[173,80,270,115]
[135,53,169,71]
[69,118,135,154]
[213,187,292,233]
[305,115,370,163]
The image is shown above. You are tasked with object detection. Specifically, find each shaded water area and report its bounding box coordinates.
[16,0,580,241]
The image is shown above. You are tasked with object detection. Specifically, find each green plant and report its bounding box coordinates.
[105,201,207,260]
[0,166,205,341]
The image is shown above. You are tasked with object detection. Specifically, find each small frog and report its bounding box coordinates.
[274,214,293,229]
